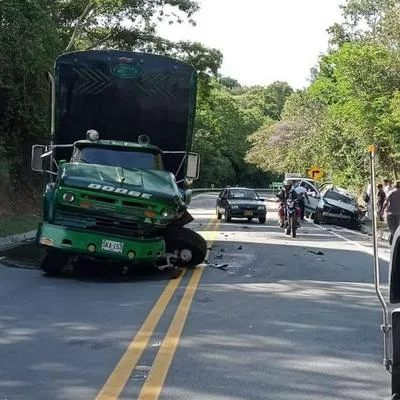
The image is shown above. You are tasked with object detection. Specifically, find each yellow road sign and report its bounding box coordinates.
[307,166,324,180]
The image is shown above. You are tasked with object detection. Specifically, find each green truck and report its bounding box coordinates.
[31,50,207,275]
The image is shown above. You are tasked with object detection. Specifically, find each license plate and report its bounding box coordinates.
[101,239,124,253]
[244,210,253,216]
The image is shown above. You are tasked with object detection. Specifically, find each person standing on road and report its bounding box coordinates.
[364,182,372,219]
[383,179,392,196]
[377,184,386,222]
[383,181,400,244]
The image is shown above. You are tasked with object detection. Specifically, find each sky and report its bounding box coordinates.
[157,0,345,89]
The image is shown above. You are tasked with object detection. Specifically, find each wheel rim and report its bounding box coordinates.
[179,248,193,262]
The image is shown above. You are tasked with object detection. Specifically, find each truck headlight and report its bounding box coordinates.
[161,208,173,218]
[62,192,76,203]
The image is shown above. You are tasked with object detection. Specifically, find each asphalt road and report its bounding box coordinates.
[0,194,392,399]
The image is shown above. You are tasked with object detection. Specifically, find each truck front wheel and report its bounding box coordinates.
[41,250,69,276]
[164,227,207,268]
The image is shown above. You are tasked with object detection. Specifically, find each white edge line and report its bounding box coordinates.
[315,223,390,262]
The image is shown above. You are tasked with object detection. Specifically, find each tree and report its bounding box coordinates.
[219,76,241,89]
[246,39,400,190]
[0,0,223,190]
[236,81,293,120]
[193,80,277,187]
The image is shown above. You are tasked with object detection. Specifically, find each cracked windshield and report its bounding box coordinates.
[1,0,400,399]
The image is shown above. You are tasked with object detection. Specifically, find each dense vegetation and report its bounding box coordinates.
[246,0,400,191]
[1,0,399,216]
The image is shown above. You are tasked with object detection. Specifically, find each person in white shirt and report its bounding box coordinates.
[294,183,309,221]
[365,182,372,219]
[383,179,393,196]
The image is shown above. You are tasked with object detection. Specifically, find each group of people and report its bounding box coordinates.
[276,179,308,227]
[366,179,400,244]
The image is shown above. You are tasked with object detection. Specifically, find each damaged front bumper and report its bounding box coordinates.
[36,222,165,263]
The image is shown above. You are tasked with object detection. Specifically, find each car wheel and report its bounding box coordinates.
[259,216,266,224]
[225,210,231,222]
[216,207,222,219]
[314,208,323,224]
[247,217,252,222]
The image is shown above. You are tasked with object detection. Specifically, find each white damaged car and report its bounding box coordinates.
[313,184,364,229]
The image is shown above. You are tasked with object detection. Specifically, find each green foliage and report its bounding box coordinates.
[247,8,400,192]
[0,0,221,188]
[193,80,293,187]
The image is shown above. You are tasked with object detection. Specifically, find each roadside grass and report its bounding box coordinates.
[0,213,40,238]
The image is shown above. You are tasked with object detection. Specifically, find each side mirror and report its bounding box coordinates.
[31,145,47,171]
[185,153,200,180]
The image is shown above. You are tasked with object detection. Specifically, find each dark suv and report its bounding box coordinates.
[216,187,266,223]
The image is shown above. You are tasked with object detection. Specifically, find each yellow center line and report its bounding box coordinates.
[137,219,221,400]
[95,269,186,400]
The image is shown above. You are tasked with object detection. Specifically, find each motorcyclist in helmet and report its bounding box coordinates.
[276,179,299,227]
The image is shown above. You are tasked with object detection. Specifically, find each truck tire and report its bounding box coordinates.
[259,216,266,224]
[41,250,69,276]
[164,227,207,268]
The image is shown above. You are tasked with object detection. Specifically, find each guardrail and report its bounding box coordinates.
[191,187,279,195]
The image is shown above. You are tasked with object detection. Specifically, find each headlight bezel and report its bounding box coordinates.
[62,192,76,203]
[160,208,174,218]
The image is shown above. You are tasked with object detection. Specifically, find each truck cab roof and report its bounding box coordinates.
[74,139,162,154]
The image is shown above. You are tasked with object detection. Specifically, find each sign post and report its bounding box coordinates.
[368,145,392,377]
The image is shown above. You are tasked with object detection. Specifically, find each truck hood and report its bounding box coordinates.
[60,163,180,202]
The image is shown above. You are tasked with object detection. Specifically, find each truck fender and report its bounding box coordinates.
[168,209,194,227]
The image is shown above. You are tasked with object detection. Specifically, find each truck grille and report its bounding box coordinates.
[239,205,258,210]
[54,211,151,237]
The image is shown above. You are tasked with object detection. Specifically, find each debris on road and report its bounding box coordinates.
[207,263,229,270]
[308,250,325,256]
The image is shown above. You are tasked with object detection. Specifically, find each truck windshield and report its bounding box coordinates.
[75,147,162,170]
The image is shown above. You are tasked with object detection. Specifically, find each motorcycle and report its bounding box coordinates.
[283,198,300,238]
